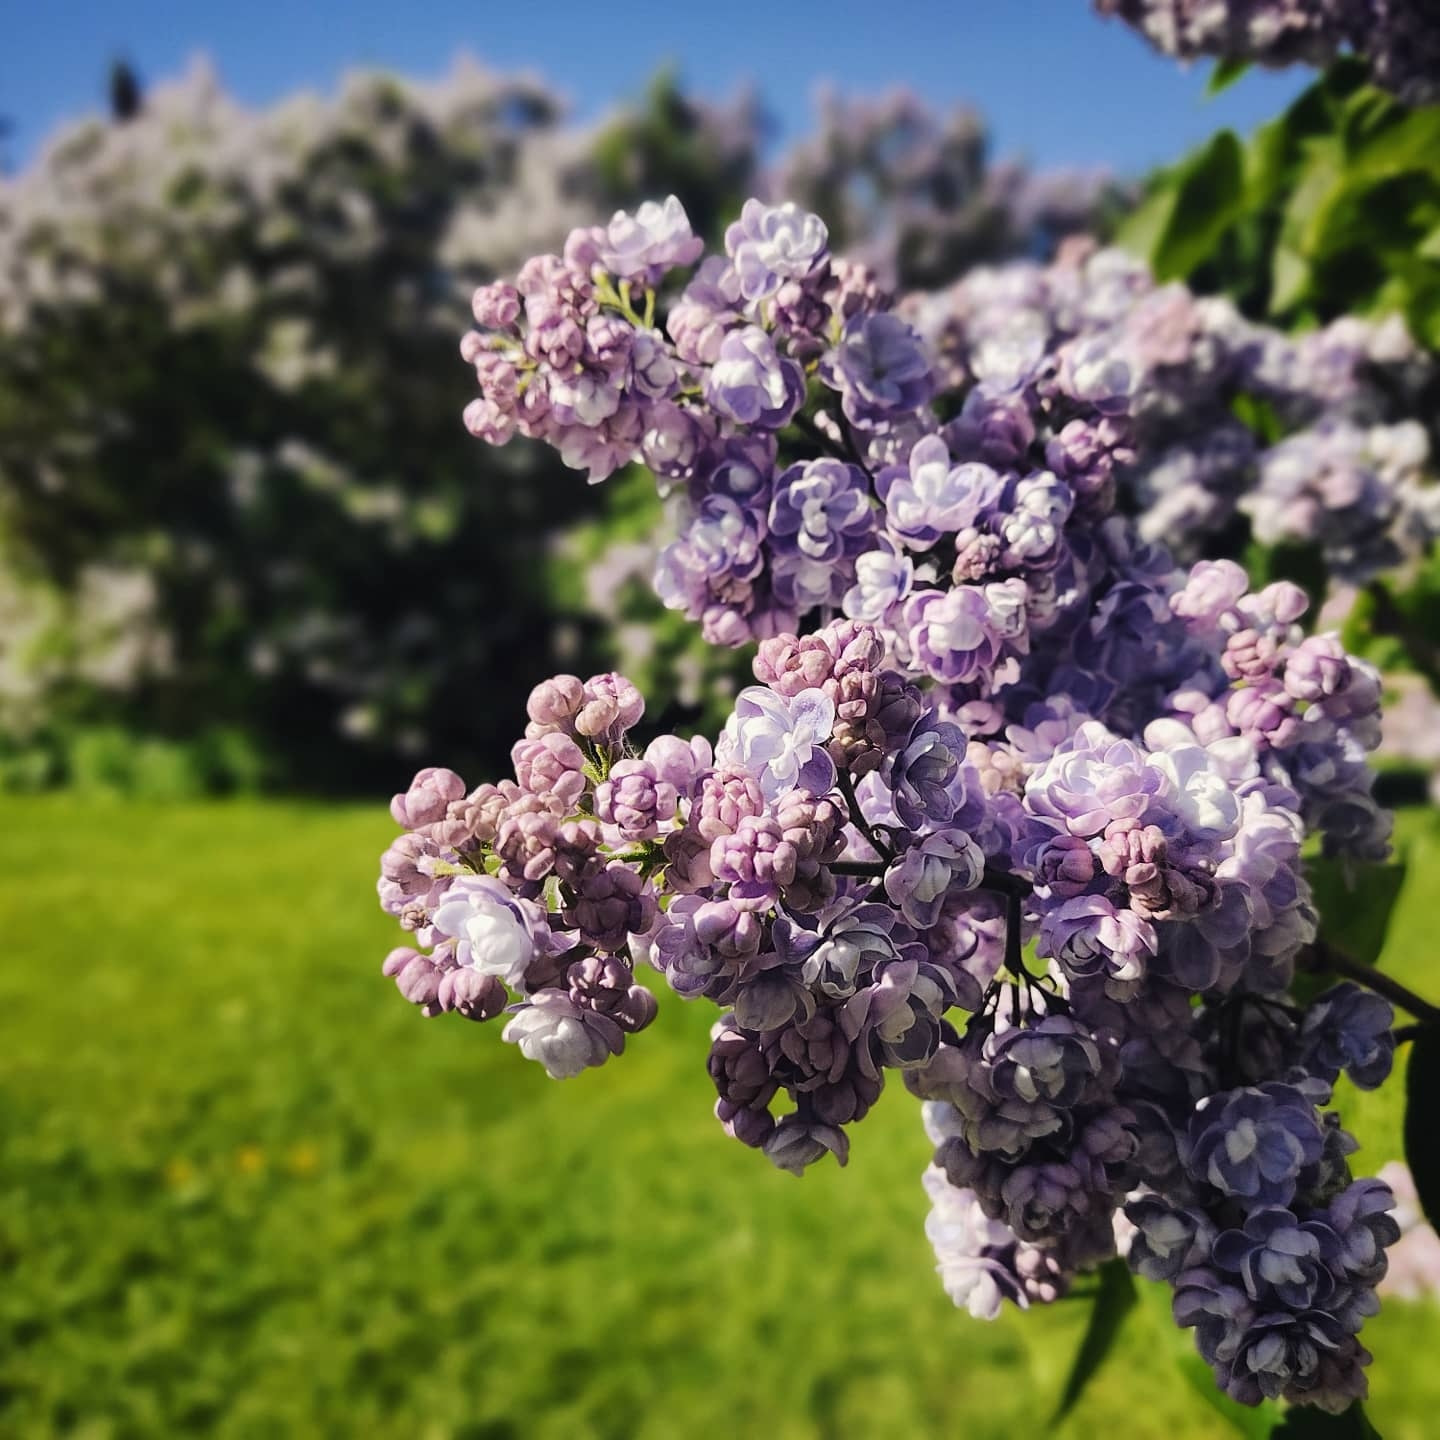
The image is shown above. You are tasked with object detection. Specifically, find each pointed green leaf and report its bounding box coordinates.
[1051,1258,1136,1428]
[1114,178,1178,262]
[1306,857,1409,968]
[1405,1027,1440,1231]
[1152,131,1244,281]
[1208,58,1252,97]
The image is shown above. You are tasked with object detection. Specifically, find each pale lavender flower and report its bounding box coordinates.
[725,198,830,300]
[705,326,804,428]
[717,686,837,800]
[595,195,704,280]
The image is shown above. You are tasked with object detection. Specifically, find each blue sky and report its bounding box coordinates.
[4,0,1310,174]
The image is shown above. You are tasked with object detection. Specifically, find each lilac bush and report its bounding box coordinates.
[368,192,1440,1416]
[1092,0,1440,105]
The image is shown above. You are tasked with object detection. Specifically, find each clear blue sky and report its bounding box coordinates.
[4,0,1309,175]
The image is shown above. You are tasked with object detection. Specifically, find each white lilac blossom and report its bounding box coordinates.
[401,192,1426,1417]
[1092,0,1440,106]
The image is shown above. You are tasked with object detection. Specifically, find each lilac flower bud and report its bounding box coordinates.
[690,765,768,842]
[575,673,644,743]
[436,965,509,1023]
[493,794,563,887]
[693,898,766,959]
[595,758,679,842]
[1171,559,1250,630]
[462,396,518,446]
[1034,833,1097,898]
[390,766,467,829]
[526,674,585,733]
[709,1013,780,1114]
[511,732,588,811]
[451,781,517,847]
[763,1114,850,1175]
[383,946,448,1014]
[1285,634,1353,703]
[567,955,659,1034]
[642,734,713,797]
[378,830,446,907]
[710,813,798,909]
[563,863,657,951]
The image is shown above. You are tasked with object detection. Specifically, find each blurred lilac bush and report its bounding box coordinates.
[1093,0,1440,104]
[0,58,610,790]
[0,61,1128,792]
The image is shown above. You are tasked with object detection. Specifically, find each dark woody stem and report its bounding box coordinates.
[835,768,894,864]
[1003,889,1028,980]
[981,866,1032,901]
[836,415,879,485]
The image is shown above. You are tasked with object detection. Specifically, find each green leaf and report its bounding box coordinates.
[1405,1027,1440,1231]
[1269,1400,1383,1438]
[1208,58,1252,97]
[1113,177,1177,262]
[1306,857,1409,968]
[1269,138,1344,313]
[1152,131,1245,281]
[1344,105,1440,185]
[1051,1258,1136,1427]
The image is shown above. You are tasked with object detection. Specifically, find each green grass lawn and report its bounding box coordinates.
[3,796,1439,1439]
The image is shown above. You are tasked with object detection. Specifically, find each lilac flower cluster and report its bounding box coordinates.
[430,194,1418,1414]
[1092,0,1440,105]
[465,208,1429,753]
[379,677,665,1078]
[376,618,1401,1412]
[909,242,1437,587]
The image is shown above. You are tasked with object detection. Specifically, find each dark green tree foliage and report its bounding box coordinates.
[0,62,753,793]
[1119,60,1440,347]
